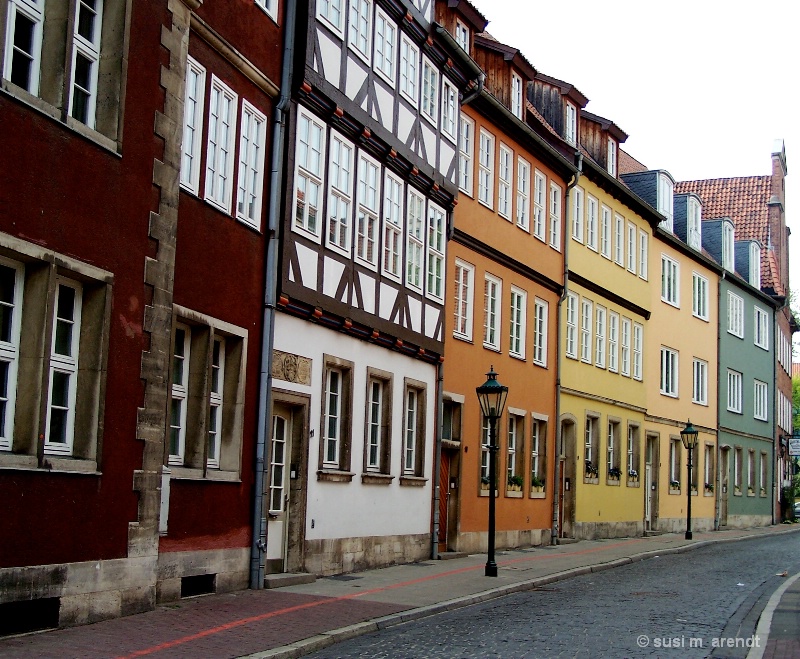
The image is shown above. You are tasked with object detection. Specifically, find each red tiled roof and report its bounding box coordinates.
[618,149,648,175]
[792,362,800,379]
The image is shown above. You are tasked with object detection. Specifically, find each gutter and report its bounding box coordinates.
[715,270,726,531]
[552,152,582,544]
[250,0,297,590]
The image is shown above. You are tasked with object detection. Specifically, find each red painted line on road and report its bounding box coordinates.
[115,536,653,658]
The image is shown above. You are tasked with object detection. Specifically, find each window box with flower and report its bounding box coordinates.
[669,480,680,493]
[584,460,599,484]
[704,482,714,496]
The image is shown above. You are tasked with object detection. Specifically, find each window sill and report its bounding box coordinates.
[669,488,681,495]
[505,490,523,498]
[479,489,497,497]
[627,480,640,488]
[583,477,599,485]
[606,478,620,487]
[453,334,474,344]
[0,454,100,475]
[361,473,394,485]
[205,469,241,482]
[704,491,714,497]
[399,475,427,487]
[317,469,355,483]
[529,491,546,499]
[169,467,241,482]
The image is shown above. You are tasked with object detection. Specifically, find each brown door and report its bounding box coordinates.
[719,448,729,526]
[437,451,450,552]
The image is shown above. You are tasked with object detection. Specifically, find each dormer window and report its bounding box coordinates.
[607,138,617,177]
[657,173,673,232]
[749,242,761,288]
[564,102,577,146]
[722,222,734,272]
[687,197,702,250]
[455,19,469,52]
[511,72,523,119]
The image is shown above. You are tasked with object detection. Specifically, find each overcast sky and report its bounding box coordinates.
[468,0,799,341]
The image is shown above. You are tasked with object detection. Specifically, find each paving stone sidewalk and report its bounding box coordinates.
[1,525,798,659]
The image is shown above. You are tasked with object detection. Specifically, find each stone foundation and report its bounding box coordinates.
[571,520,644,540]
[723,515,772,530]
[156,547,249,602]
[303,533,430,576]
[655,517,716,534]
[452,528,551,554]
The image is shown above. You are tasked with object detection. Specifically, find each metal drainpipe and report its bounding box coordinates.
[250,0,298,590]
[771,304,779,525]
[714,271,726,531]
[552,153,582,545]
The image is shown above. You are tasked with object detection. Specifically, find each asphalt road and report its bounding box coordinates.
[307,533,800,658]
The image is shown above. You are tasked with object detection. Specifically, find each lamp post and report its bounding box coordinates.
[680,420,699,540]
[476,366,508,577]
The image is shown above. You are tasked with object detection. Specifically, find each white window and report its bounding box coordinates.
[749,242,761,288]
[180,56,206,194]
[507,414,519,483]
[626,222,636,273]
[600,205,611,258]
[608,312,619,373]
[657,173,673,232]
[620,317,631,377]
[294,109,325,238]
[481,415,490,482]
[406,190,425,291]
[43,279,82,456]
[533,298,548,367]
[638,230,648,280]
[204,76,238,213]
[727,292,744,338]
[459,114,474,195]
[595,305,606,369]
[441,79,457,141]
[687,197,702,250]
[727,369,742,413]
[572,186,584,242]
[754,380,768,421]
[509,287,527,359]
[427,203,446,300]
[661,255,679,307]
[586,195,598,251]
[607,137,617,176]
[531,419,544,485]
[511,72,523,119]
[693,358,708,406]
[483,274,501,350]
[692,273,709,320]
[404,388,418,474]
[269,413,287,513]
[327,132,354,253]
[207,337,225,468]
[68,0,104,128]
[3,0,44,95]
[516,157,531,231]
[399,37,418,104]
[453,260,474,340]
[754,307,769,350]
[498,144,512,220]
[614,214,624,266]
[317,0,343,34]
[478,129,495,208]
[633,323,643,380]
[348,0,372,62]
[421,57,438,124]
[373,8,395,83]
[549,182,562,250]
[323,367,343,465]
[722,222,735,271]
[454,19,469,51]
[670,439,680,485]
[564,101,577,145]
[236,101,268,228]
[168,322,190,464]
[661,346,678,398]
[0,260,23,451]
[255,0,278,20]
[533,170,546,240]
[365,377,385,471]
[565,292,578,359]
[356,153,380,267]
[382,172,403,279]
[580,299,592,363]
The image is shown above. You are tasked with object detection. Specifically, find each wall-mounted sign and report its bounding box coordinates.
[788,438,800,456]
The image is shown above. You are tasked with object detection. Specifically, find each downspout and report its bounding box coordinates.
[552,153,582,545]
[714,271,726,531]
[250,0,297,590]
[771,304,779,525]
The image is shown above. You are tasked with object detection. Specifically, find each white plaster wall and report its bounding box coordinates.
[274,314,436,541]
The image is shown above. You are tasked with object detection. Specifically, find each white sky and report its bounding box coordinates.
[468,0,799,344]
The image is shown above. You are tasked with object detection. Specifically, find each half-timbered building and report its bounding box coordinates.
[269,0,482,575]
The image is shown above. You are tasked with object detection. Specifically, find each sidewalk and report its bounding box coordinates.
[1,525,798,659]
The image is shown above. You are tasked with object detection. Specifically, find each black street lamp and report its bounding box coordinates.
[476,366,508,577]
[680,420,699,540]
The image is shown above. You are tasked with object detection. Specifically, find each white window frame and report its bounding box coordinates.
[483,274,501,351]
[657,172,673,232]
[533,298,548,367]
[754,380,768,421]
[3,0,45,96]
[692,273,709,321]
[608,311,619,373]
[620,317,631,377]
[687,197,702,250]
[316,0,343,35]
[580,299,592,364]
[348,0,372,64]
[661,254,679,307]
[722,222,735,271]
[727,292,744,338]
[236,100,268,229]
[633,323,643,381]
[454,19,469,51]
[382,171,403,280]
[564,101,577,145]
[399,36,418,106]
[453,259,474,341]
[586,195,598,251]
[204,75,238,213]
[255,0,278,20]
[565,292,578,360]
[607,137,617,176]
[595,305,606,369]
[497,144,513,220]
[509,287,527,359]
[426,202,446,301]
[692,358,708,406]
[323,367,344,466]
[355,152,381,269]
[207,337,225,469]
[638,230,648,280]
[571,186,584,243]
[403,388,418,474]
[421,56,438,125]
[613,213,624,266]
[749,242,761,288]
[441,78,457,142]
[68,0,104,128]
[754,307,769,350]
[293,107,326,240]
[326,131,355,255]
[478,128,495,209]
[373,7,396,85]
[406,189,425,291]
[0,258,23,451]
[727,369,742,414]
[458,114,474,196]
[516,157,531,231]
[168,322,190,465]
[533,170,546,241]
[600,205,612,259]
[180,56,206,195]
[659,347,678,397]
[511,71,523,119]
[549,182,562,250]
[626,222,636,273]
[365,377,384,471]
